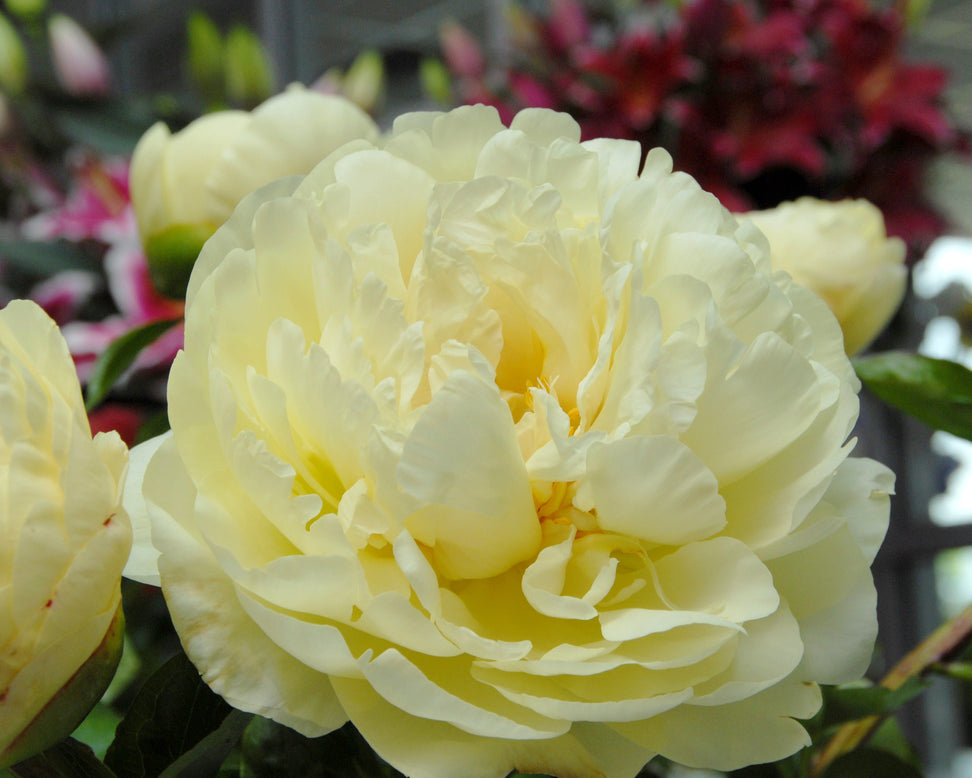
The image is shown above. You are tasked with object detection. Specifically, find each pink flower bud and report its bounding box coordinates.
[48,14,111,98]
[439,18,484,79]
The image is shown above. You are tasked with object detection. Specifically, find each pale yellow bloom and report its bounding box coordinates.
[0,300,130,766]
[743,197,907,355]
[125,106,892,777]
[129,87,380,296]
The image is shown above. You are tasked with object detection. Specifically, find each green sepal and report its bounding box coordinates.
[0,606,125,770]
[144,223,215,300]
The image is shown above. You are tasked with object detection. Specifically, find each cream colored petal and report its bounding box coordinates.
[407,237,502,374]
[215,549,360,622]
[359,649,566,739]
[720,379,856,551]
[842,259,906,354]
[399,370,540,580]
[386,104,506,181]
[151,483,347,736]
[589,288,661,434]
[165,111,250,225]
[793,567,877,684]
[580,138,641,211]
[586,436,726,545]
[250,197,322,338]
[653,537,780,624]
[612,679,820,771]
[187,176,302,306]
[0,299,87,428]
[0,596,118,755]
[522,526,601,621]
[599,608,744,642]
[331,676,631,778]
[689,604,804,706]
[331,149,435,281]
[766,522,869,620]
[129,121,173,238]
[818,457,893,563]
[206,88,379,225]
[233,588,363,678]
[682,331,824,484]
[353,592,461,657]
[33,504,129,649]
[510,108,582,146]
[473,664,696,723]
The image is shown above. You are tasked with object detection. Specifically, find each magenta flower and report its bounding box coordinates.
[21,155,183,381]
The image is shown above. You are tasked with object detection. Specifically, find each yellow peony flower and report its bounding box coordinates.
[742,197,907,355]
[0,300,131,767]
[129,86,380,297]
[124,106,893,777]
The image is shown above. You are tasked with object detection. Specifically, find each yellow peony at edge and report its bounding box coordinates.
[0,300,131,767]
[742,197,907,355]
[124,102,893,778]
[129,84,380,297]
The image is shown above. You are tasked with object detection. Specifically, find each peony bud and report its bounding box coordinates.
[419,56,452,105]
[1,607,124,767]
[129,87,378,298]
[3,0,44,20]
[47,14,111,98]
[341,49,384,114]
[185,10,224,105]
[0,299,131,768]
[223,25,273,107]
[0,11,27,96]
[743,197,907,354]
[438,18,484,79]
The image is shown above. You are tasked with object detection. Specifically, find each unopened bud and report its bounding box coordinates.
[341,49,383,113]
[224,25,273,107]
[0,11,27,96]
[48,14,111,98]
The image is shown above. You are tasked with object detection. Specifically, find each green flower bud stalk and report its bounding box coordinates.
[341,49,384,114]
[186,10,224,106]
[0,11,27,96]
[3,0,44,20]
[0,604,124,769]
[224,25,273,108]
[145,223,215,300]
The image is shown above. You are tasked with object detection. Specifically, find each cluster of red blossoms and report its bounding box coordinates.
[442,0,962,256]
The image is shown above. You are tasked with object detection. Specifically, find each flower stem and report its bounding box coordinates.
[810,601,972,776]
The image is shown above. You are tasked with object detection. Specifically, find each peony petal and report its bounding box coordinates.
[613,680,820,770]
[331,676,629,778]
[682,332,825,483]
[400,370,540,580]
[586,435,726,545]
[122,432,172,586]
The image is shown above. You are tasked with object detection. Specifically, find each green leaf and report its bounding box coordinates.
[103,652,232,778]
[157,710,251,778]
[240,719,404,778]
[133,412,170,446]
[85,318,181,411]
[854,352,972,440]
[821,678,926,728]
[0,239,101,277]
[52,104,154,155]
[7,738,116,778]
[729,764,786,777]
[74,704,123,761]
[867,717,920,768]
[818,747,922,778]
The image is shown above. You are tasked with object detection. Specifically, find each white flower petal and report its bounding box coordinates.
[400,370,540,580]
[587,436,726,545]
